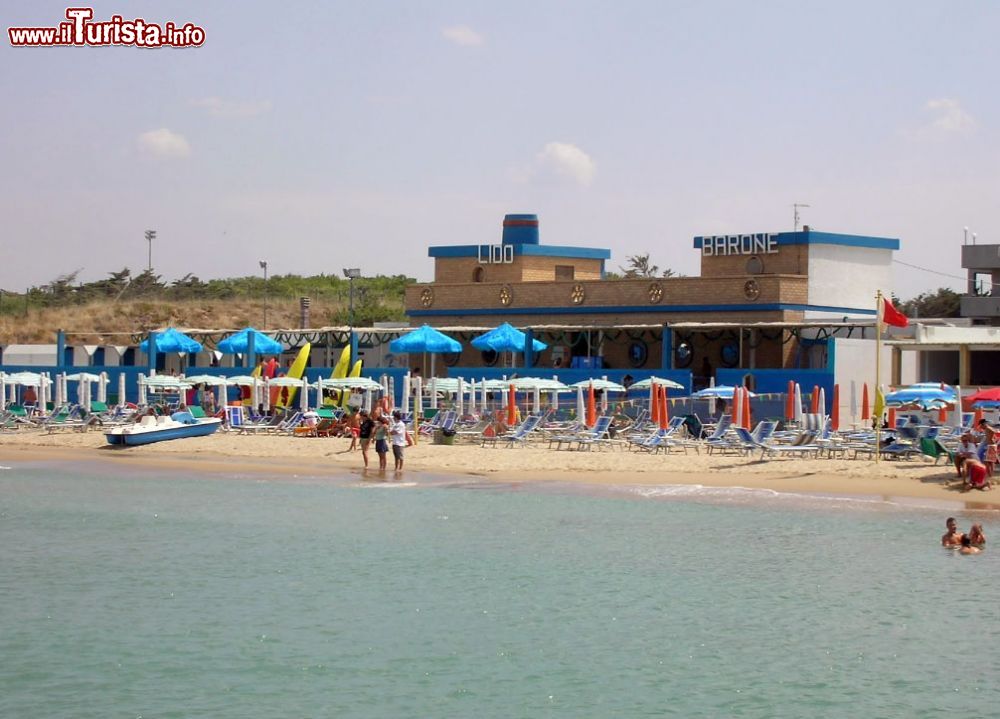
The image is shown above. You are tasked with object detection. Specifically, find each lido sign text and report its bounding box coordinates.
[701,233,778,256]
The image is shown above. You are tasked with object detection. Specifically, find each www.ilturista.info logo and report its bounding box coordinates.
[8,7,205,48]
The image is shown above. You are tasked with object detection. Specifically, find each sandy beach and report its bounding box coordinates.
[1,428,995,510]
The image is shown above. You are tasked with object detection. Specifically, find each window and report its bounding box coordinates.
[473,267,485,283]
[555,265,575,281]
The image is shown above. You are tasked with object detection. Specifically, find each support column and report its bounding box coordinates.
[891,347,903,386]
[524,328,534,369]
[959,345,971,386]
[56,329,66,369]
[660,324,672,371]
[350,330,359,369]
[147,331,158,375]
[246,332,256,369]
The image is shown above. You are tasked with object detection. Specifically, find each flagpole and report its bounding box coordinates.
[875,289,882,464]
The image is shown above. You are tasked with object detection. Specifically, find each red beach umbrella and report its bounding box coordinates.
[831,384,840,431]
[785,380,795,421]
[507,383,517,427]
[743,387,752,430]
[659,385,669,430]
[811,385,820,414]
[887,406,897,428]
[938,405,948,424]
[587,382,597,428]
[967,387,1000,403]
[861,383,870,421]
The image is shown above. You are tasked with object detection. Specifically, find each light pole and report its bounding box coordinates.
[343,268,361,328]
[145,229,156,271]
[259,260,269,328]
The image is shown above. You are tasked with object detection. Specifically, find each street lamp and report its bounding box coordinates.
[145,229,156,271]
[259,260,269,328]
[343,268,361,328]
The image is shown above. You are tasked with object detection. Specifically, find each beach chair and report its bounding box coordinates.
[758,429,821,459]
[482,414,542,448]
[550,416,615,451]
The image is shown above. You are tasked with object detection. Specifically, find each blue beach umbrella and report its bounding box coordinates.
[389,324,461,354]
[139,327,203,354]
[883,383,956,409]
[471,323,547,353]
[690,385,756,400]
[217,327,283,355]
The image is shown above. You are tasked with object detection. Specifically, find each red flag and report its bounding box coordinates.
[881,297,909,328]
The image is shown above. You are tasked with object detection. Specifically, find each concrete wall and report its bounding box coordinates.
[833,337,915,428]
[806,244,892,317]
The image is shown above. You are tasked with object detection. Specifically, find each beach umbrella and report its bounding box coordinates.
[785,380,795,422]
[888,406,897,428]
[883,383,956,409]
[471,322,547,357]
[299,376,309,412]
[810,386,820,414]
[507,383,517,426]
[690,385,753,400]
[217,327,283,355]
[570,379,626,393]
[818,387,826,417]
[98,372,108,403]
[861,383,870,421]
[733,387,742,427]
[966,387,1000,404]
[576,385,585,424]
[139,327,203,354]
[390,325,461,378]
[319,377,383,391]
[54,373,64,409]
[401,373,411,417]
[183,374,234,386]
[532,385,541,415]
[659,385,670,430]
[587,382,596,427]
[832,384,840,431]
[628,377,685,391]
[137,374,147,406]
[952,385,964,427]
[117,373,127,407]
[743,387,752,430]
[144,375,193,390]
[0,374,5,411]
[649,381,658,425]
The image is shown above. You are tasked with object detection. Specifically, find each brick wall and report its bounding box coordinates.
[434,256,603,283]
[700,245,808,277]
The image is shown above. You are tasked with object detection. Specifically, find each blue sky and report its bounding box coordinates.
[2,0,997,298]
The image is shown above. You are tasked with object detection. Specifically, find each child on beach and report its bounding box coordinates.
[374,416,390,471]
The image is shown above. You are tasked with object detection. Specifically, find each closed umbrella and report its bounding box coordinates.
[659,385,669,430]
[888,406,897,428]
[138,374,147,406]
[952,385,963,427]
[811,386,820,414]
[457,377,465,417]
[785,380,795,422]
[794,383,802,423]
[861,383,870,421]
[118,372,127,407]
[98,372,108,403]
[507,383,517,426]
[818,387,826,417]
[0,373,5,411]
[587,382,596,427]
[743,387,752,430]
[299,376,309,412]
[576,385,585,424]
[831,384,840,431]
[401,373,411,417]
[650,381,658,425]
[54,372,64,409]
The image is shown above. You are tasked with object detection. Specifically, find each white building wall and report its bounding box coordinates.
[806,244,893,318]
[833,337,916,428]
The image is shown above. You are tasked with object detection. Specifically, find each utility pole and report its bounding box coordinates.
[259,260,269,328]
[145,230,156,271]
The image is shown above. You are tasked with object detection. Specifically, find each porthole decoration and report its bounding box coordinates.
[419,287,434,307]
[743,279,761,300]
[648,282,663,304]
[570,283,586,304]
[499,284,513,306]
[674,341,693,369]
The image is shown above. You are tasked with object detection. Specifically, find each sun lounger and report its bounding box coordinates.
[482,414,542,448]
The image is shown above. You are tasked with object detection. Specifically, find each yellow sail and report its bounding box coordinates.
[275,343,311,408]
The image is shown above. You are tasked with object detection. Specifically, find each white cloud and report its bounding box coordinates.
[534,141,597,186]
[442,25,484,46]
[137,128,191,158]
[192,97,272,118]
[924,98,975,132]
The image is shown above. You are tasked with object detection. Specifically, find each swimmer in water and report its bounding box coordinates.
[959,534,981,555]
[968,523,986,548]
[942,517,963,547]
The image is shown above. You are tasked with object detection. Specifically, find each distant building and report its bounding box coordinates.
[960,243,1000,324]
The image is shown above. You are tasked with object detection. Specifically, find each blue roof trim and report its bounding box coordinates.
[408,303,878,317]
[692,231,900,251]
[429,244,611,259]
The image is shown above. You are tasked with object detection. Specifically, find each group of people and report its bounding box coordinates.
[355,407,407,472]
[953,419,998,491]
[941,517,986,554]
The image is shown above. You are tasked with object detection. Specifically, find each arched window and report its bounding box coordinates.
[473,266,485,283]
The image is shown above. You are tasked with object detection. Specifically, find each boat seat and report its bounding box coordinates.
[140,415,157,427]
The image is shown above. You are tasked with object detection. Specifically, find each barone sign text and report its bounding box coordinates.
[701,233,778,256]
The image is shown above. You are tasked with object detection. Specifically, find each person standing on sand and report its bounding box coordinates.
[389,410,406,472]
[942,517,963,547]
[358,409,374,468]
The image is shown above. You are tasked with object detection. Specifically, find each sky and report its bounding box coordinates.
[2,0,998,299]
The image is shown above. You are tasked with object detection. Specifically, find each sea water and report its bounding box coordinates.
[1,463,998,719]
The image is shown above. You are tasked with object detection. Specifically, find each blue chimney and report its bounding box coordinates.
[501,214,539,245]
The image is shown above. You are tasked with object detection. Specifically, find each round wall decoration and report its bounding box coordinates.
[674,341,693,369]
[419,287,434,307]
[499,285,513,306]
[628,340,648,368]
[648,282,663,304]
[745,256,764,275]
[570,283,586,304]
[743,279,761,300]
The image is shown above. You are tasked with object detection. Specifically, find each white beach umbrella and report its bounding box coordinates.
[217,379,228,410]
[387,375,395,411]
[457,377,464,416]
[401,373,410,417]
[76,375,85,407]
[429,376,437,414]
[0,373,6,411]
[576,385,585,422]
[793,383,803,423]
[299,376,309,412]
[953,385,963,427]
[98,372,108,403]
[261,377,270,412]
[708,376,717,417]
[533,385,541,415]
[467,378,476,415]
[54,372,64,409]
[818,387,826,417]
[480,377,488,413]
[83,378,92,412]
[733,386,743,427]
[38,373,48,411]
[7,379,16,405]
[118,372,127,408]
[413,376,422,421]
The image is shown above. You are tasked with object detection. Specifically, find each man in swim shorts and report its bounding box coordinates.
[389,410,407,472]
[942,517,963,547]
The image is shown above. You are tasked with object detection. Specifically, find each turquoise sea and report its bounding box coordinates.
[1,461,998,718]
